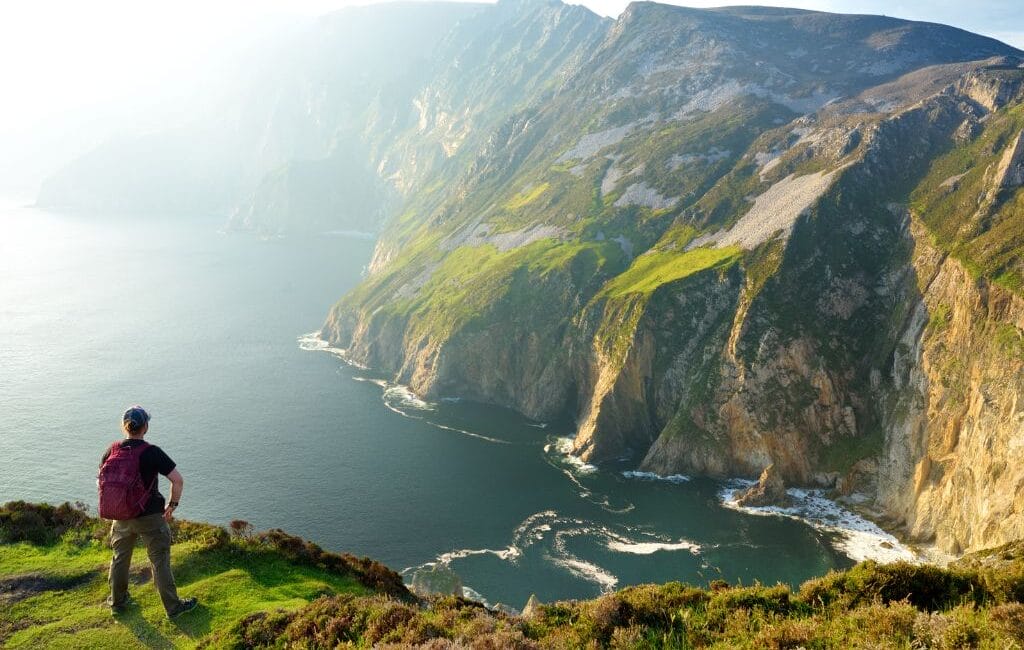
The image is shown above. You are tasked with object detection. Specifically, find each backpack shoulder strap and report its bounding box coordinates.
[132,442,158,491]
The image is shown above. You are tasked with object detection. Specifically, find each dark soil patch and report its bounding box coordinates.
[130,566,152,585]
[0,570,99,606]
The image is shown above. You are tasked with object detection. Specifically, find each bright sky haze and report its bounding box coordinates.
[0,0,1020,194]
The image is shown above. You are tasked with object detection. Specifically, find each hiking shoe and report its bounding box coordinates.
[168,597,198,618]
[109,595,137,615]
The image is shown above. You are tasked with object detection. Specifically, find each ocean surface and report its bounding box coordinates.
[0,203,911,607]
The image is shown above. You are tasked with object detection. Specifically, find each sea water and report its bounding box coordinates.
[0,204,909,608]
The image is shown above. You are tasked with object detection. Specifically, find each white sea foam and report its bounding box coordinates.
[621,470,691,484]
[352,376,388,388]
[382,384,434,411]
[551,528,619,592]
[547,437,598,474]
[376,385,511,444]
[296,331,369,369]
[435,545,522,564]
[549,555,619,592]
[720,481,919,564]
[461,585,490,607]
[607,539,700,555]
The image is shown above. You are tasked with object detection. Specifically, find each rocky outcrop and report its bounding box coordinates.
[875,220,1024,555]
[522,594,542,618]
[735,464,792,508]
[410,564,463,597]
[957,59,1024,111]
[994,131,1024,189]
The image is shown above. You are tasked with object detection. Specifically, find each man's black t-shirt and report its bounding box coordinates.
[100,439,177,517]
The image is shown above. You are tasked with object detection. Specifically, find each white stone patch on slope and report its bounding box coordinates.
[441,221,567,254]
[771,90,838,115]
[688,169,840,251]
[600,158,625,196]
[568,163,589,177]
[859,52,918,77]
[673,81,837,120]
[673,80,746,118]
[754,150,785,180]
[667,147,731,171]
[557,118,654,162]
[613,182,678,210]
[940,172,969,189]
[791,126,824,146]
[393,263,440,300]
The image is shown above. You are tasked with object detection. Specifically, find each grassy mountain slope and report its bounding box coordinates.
[4,502,1024,648]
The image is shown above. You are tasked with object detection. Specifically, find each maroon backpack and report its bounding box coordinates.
[98,441,156,520]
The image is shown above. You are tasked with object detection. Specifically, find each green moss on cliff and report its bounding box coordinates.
[600,246,742,298]
[911,102,1024,295]
[504,182,550,210]
[397,238,627,341]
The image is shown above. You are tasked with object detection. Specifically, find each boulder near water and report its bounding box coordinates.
[735,464,792,508]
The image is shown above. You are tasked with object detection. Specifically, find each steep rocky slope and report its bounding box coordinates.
[321,6,1023,555]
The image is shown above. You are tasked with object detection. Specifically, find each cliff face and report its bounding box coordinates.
[322,5,1023,554]
[878,222,1024,554]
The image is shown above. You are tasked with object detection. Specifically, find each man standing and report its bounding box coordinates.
[99,405,198,617]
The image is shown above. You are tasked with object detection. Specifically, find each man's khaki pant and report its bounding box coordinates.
[108,513,183,615]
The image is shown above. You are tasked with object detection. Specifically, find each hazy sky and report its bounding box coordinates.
[1,0,1019,130]
[0,0,1020,193]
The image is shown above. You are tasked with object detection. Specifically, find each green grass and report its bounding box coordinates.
[927,303,952,334]
[2,542,366,649]
[386,237,626,341]
[910,102,1024,296]
[6,503,1024,648]
[994,323,1024,360]
[0,503,390,649]
[600,246,742,298]
[503,182,549,210]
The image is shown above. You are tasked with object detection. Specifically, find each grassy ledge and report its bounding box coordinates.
[3,502,1024,648]
[0,502,403,649]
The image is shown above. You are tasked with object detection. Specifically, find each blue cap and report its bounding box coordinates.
[123,405,151,429]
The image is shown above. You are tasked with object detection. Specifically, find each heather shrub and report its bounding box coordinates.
[254,528,409,598]
[0,501,98,544]
[990,602,1024,643]
[755,617,815,649]
[799,561,984,610]
[170,518,230,549]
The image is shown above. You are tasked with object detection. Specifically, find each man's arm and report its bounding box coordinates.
[164,468,184,522]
